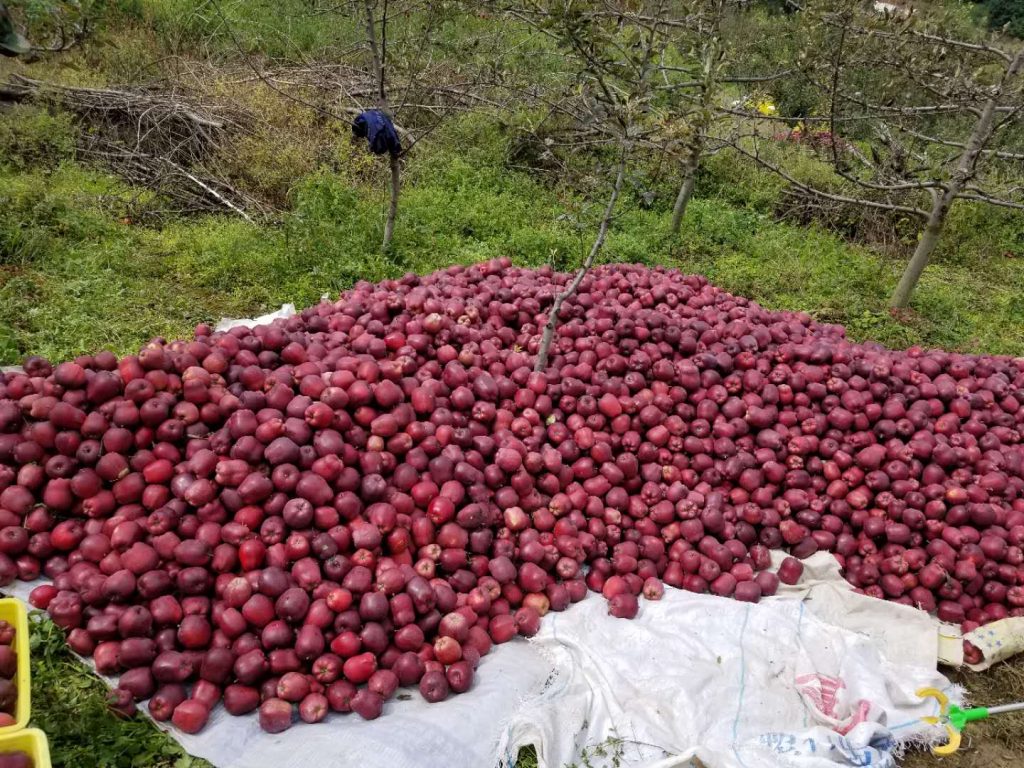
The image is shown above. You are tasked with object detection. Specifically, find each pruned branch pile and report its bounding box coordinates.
[2,74,267,221]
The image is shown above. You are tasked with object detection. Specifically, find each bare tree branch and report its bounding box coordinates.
[895,126,1024,161]
[790,2,1013,63]
[526,0,668,368]
[659,69,794,86]
[724,138,930,217]
[535,142,628,371]
[955,191,1024,209]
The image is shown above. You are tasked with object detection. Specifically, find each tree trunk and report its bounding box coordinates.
[534,147,628,372]
[889,193,951,309]
[889,48,1023,308]
[671,30,716,236]
[670,150,699,235]
[363,0,386,106]
[383,153,400,251]
[363,0,400,251]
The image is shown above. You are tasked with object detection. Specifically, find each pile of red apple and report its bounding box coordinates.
[1,259,1022,732]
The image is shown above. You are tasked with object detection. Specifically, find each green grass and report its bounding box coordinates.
[141,0,364,61]
[2,137,1023,365]
[27,611,212,768]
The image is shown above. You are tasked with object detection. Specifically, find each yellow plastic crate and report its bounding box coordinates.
[0,598,29,734]
[0,728,51,767]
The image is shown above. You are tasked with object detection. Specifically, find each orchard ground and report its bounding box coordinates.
[2,2,1024,766]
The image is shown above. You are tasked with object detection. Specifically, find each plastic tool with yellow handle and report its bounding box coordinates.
[917,687,1024,755]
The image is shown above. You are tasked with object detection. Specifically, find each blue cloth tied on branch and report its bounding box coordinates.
[352,109,402,157]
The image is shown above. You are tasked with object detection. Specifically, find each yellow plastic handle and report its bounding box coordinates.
[0,598,30,735]
[916,687,949,711]
[917,687,961,755]
[932,722,962,756]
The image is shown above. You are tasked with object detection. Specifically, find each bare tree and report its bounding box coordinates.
[731,2,1024,308]
[667,2,724,232]
[535,145,628,371]
[889,48,1024,307]
[203,0,490,244]
[661,0,792,233]
[361,0,402,251]
[507,1,671,371]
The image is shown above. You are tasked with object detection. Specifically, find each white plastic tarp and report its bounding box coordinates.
[7,551,959,768]
[213,304,297,333]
